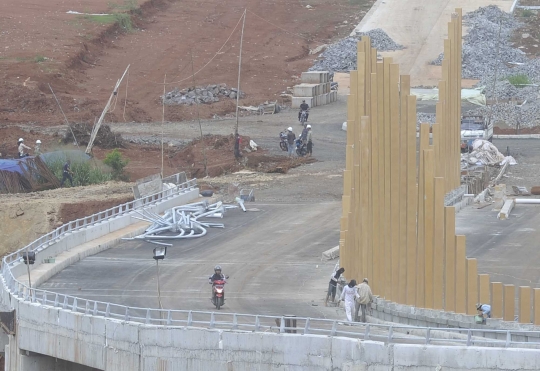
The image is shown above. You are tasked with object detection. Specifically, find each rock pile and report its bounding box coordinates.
[466,102,540,128]
[162,84,245,105]
[429,5,527,81]
[309,29,403,73]
[417,113,437,129]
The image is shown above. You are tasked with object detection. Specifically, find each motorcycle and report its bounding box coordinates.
[299,110,308,126]
[295,138,307,157]
[279,131,289,152]
[210,276,229,310]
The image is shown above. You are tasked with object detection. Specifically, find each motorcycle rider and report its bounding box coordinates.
[209,265,227,299]
[298,100,309,122]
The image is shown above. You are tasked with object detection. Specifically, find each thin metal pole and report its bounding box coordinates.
[48,84,80,148]
[25,249,32,296]
[190,51,208,177]
[156,260,163,311]
[161,74,166,178]
[234,9,247,136]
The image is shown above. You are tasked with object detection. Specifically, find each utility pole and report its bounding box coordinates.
[234,9,247,159]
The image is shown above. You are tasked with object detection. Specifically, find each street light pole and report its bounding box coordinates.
[152,246,167,321]
[156,260,163,311]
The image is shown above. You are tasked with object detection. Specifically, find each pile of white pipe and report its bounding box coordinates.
[123,201,239,246]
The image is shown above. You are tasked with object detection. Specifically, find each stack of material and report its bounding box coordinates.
[291,71,338,108]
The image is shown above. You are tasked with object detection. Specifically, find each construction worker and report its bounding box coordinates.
[60,160,74,187]
[339,279,359,322]
[476,303,491,324]
[286,127,296,158]
[34,140,42,156]
[17,138,31,158]
[305,125,313,157]
[354,278,373,322]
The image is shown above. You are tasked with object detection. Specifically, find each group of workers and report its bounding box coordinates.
[17,138,41,158]
[328,267,493,325]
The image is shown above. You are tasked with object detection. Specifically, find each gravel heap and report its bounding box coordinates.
[162,84,244,105]
[354,29,405,51]
[309,29,403,73]
[417,113,437,129]
[482,80,539,101]
[466,102,540,128]
[429,5,526,80]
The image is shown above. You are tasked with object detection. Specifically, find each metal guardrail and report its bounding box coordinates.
[1,176,540,348]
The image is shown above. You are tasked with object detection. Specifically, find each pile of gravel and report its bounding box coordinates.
[482,80,539,101]
[429,5,528,81]
[466,101,540,128]
[309,29,403,73]
[417,113,436,129]
[354,29,404,51]
[162,84,244,105]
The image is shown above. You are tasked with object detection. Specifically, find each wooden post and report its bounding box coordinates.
[360,116,371,281]
[466,259,478,315]
[390,64,400,301]
[444,207,456,312]
[492,282,503,319]
[519,286,531,324]
[433,177,444,310]
[455,235,466,314]
[406,95,418,306]
[479,274,490,305]
[370,73,380,294]
[423,149,434,309]
[504,285,515,322]
[534,288,540,325]
[383,57,392,300]
[377,62,386,297]
[398,75,410,304]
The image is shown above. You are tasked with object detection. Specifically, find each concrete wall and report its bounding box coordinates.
[5,298,540,371]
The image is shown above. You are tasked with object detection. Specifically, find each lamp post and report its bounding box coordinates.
[22,249,35,296]
[152,246,167,314]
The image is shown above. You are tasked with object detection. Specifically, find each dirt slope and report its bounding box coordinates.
[0,0,373,125]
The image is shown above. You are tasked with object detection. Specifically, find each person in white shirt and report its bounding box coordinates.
[340,279,359,322]
[17,138,31,158]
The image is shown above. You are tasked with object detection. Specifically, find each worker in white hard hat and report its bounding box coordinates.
[286,127,296,158]
[17,138,31,158]
[34,140,42,156]
[305,125,313,157]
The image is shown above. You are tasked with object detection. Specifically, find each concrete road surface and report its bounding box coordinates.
[40,203,349,319]
[353,0,514,85]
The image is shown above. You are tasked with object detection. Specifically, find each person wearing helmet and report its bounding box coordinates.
[298,100,309,122]
[476,303,491,324]
[209,265,227,298]
[34,140,42,156]
[354,278,373,322]
[305,125,313,157]
[286,127,296,158]
[17,138,31,158]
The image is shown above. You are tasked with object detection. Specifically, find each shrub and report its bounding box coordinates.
[103,149,129,181]
[507,74,531,87]
[34,55,46,63]
[44,157,112,187]
[521,9,534,18]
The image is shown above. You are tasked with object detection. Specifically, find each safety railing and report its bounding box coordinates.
[2,176,540,348]
[2,177,197,266]
[5,277,540,349]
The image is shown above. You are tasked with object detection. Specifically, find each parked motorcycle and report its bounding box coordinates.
[296,138,307,157]
[279,131,288,152]
[210,276,229,310]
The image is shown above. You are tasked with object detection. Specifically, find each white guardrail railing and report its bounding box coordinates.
[1,176,540,349]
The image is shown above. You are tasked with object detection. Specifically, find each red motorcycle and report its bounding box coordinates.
[211,278,227,309]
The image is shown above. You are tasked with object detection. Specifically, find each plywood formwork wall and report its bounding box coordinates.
[340,10,536,323]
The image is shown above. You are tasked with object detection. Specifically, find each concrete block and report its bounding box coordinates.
[301,71,329,84]
[108,214,132,233]
[292,97,314,109]
[293,83,318,97]
[322,93,329,105]
[83,223,111,243]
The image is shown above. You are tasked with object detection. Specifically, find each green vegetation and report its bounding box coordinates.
[45,158,112,187]
[82,13,133,31]
[103,149,129,181]
[109,0,138,12]
[34,55,46,63]
[521,9,534,18]
[507,74,532,87]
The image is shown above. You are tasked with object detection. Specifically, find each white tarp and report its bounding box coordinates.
[463,139,510,166]
[411,87,486,106]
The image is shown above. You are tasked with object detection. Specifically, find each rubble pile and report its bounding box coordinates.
[162,84,245,105]
[466,102,540,128]
[483,80,539,101]
[429,6,527,81]
[309,29,403,73]
[417,113,437,128]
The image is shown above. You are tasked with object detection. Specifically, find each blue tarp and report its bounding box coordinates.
[0,158,33,174]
